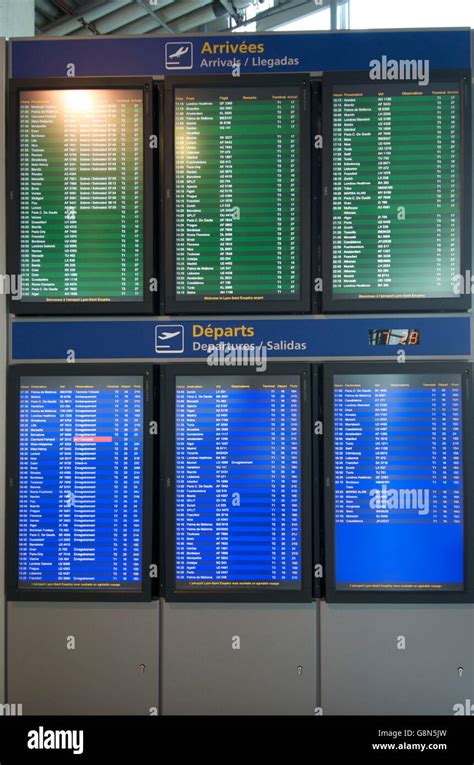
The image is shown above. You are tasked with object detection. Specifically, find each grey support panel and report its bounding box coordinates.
[161,601,318,715]
[7,601,159,715]
[321,602,474,716]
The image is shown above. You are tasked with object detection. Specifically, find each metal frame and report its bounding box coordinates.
[311,78,322,312]
[7,312,472,365]
[0,36,6,705]
[161,361,313,602]
[323,360,473,603]
[163,73,311,315]
[321,69,472,314]
[7,76,156,315]
[312,363,322,598]
[5,363,156,602]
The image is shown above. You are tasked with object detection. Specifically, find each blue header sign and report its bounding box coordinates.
[11,316,470,361]
[10,30,471,78]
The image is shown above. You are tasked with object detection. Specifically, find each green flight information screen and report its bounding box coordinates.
[173,86,302,305]
[19,88,144,303]
[330,82,462,302]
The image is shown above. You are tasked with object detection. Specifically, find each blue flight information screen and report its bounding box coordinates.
[175,375,302,591]
[18,376,144,592]
[333,372,464,591]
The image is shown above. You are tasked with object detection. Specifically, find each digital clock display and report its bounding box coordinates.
[369,329,420,346]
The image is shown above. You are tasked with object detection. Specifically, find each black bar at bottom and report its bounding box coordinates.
[1,715,474,762]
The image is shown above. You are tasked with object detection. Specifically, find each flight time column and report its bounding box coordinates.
[175,383,187,580]
[174,96,188,296]
[332,95,343,291]
[19,100,32,296]
[18,386,31,582]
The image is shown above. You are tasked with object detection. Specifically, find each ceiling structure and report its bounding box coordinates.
[34,0,334,36]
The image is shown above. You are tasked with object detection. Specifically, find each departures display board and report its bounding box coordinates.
[324,363,470,602]
[164,76,310,314]
[163,365,311,601]
[6,366,153,601]
[322,71,471,312]
[9,78,154,314]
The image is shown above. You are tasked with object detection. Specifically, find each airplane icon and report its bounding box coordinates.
[155,324,184,354]
[168,45,189,60]
[165,41,193,70]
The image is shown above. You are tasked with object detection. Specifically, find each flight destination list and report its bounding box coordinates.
[18,376,143,591]
[333,373,464,590]
[175,376,302,590]
[174,87,301,302]
[331,83,462,300]
[19,89,144,302]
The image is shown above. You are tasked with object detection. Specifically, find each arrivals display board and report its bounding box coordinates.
[164,76,311,313]
[322,72,471,312]
[9,79,154,314]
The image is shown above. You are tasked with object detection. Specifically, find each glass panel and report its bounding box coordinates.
[274,7,331,31]
[349,0,474,29]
